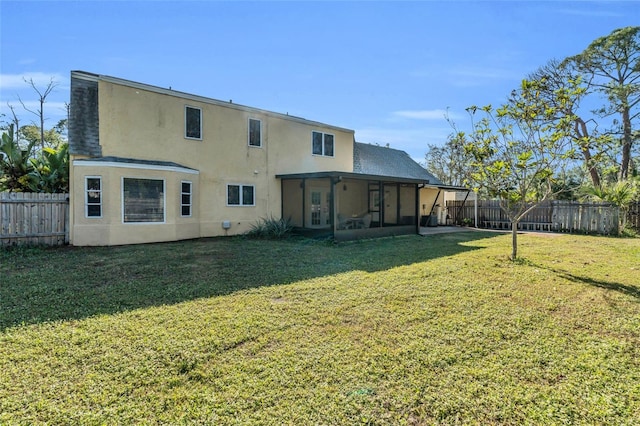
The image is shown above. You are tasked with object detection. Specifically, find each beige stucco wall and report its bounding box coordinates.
[337,179,368,218]
[71,77,355,245]
[419,187,447,224]
[70,162,200,246]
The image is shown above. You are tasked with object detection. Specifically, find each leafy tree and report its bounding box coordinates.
[564,26,640,181]
[527,59,609,188]
[424,131,473,187]
[26,143,69,193]
[463,79,575,260]
[581,178,639,233]
[20,121,67,150]
[1,76,69,193]
[0,124,36,192]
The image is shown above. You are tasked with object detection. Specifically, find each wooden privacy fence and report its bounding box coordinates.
[0,192,69,247]
[446,199,627,235]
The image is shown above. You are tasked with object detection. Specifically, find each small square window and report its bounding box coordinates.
[248,118,261,147]
[185,106,202,139]
[227,184,255,206]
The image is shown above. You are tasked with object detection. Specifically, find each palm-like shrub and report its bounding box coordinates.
[0,125,36,192]
[246,216,294,239]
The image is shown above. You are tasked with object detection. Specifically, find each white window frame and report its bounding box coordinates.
[121,177,166,224]
[248,118,262,147]
[312,131,335,157]
[226,184,255,207]
[185,105,202,140]
[181,180,192,217]
[85,176,102,218]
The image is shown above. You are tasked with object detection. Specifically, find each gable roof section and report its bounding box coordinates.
[71,71,354,135]
[353,142,443,185]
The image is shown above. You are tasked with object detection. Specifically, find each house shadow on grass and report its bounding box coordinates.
[1,230,497,330]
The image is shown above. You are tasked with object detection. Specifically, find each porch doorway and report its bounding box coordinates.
[308,187,331,229]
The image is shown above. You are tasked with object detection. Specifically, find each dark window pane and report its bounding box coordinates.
[87,192,101,203]
[249,119,261,146]
[87,178,100,191]
[228,185,240,205]
[182,182,191,193]
[324,134,334,156]
[242,186,254,205]
[185,107,201,139]
[87,204,101,217]
[182,206,191,216]
[123,178,164,222]
[312,131,323,155]
[181,194,191,205]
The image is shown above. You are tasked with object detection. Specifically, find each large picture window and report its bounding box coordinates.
[123,178,165,223]
[185,106,202,139]
[248,118,261,147]
[85,176,102,218]
[227,184,255,206]
[312,131,334,157]
[181,181,192,217]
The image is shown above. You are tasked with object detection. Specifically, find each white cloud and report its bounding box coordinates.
[393,109,461,121]
[557,8,624,18]
[0,72,67,90]
[447,66,520,88]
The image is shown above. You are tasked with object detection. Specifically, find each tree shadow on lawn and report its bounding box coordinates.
[0,231,497,330]
[558,272,640,301]
[534,263,640,302]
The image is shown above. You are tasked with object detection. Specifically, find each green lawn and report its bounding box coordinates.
[1,232,639,425]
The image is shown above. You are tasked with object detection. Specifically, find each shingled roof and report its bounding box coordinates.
[353,142,443,184]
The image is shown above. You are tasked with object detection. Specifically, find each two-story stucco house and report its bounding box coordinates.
[68,71,458,246]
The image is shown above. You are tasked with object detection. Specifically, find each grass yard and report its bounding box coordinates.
[1,231,639,425]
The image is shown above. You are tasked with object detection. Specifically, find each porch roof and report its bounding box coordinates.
[275,170,430,185]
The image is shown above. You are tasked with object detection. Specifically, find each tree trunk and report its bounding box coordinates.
[620,106,632,180]
[575,118,601,187]
[511,221,518,260]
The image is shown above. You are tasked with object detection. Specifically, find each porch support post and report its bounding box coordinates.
[456,190,470,225]
[330,177,337,236]
[378,181,383,228]
[301,178,306,228]
[396,183,401,225]
[280,179,284,220]
[428,189,441,217]
[415,184,420,234]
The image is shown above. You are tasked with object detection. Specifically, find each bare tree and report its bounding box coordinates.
[18,77,58,150]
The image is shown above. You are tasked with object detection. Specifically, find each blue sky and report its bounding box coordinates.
[1,1,637,162]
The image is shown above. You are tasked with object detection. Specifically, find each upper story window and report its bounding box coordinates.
[312,131,334,157]
[85,176,102,218]
[185,106,202,139]
[248,118,262,147]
